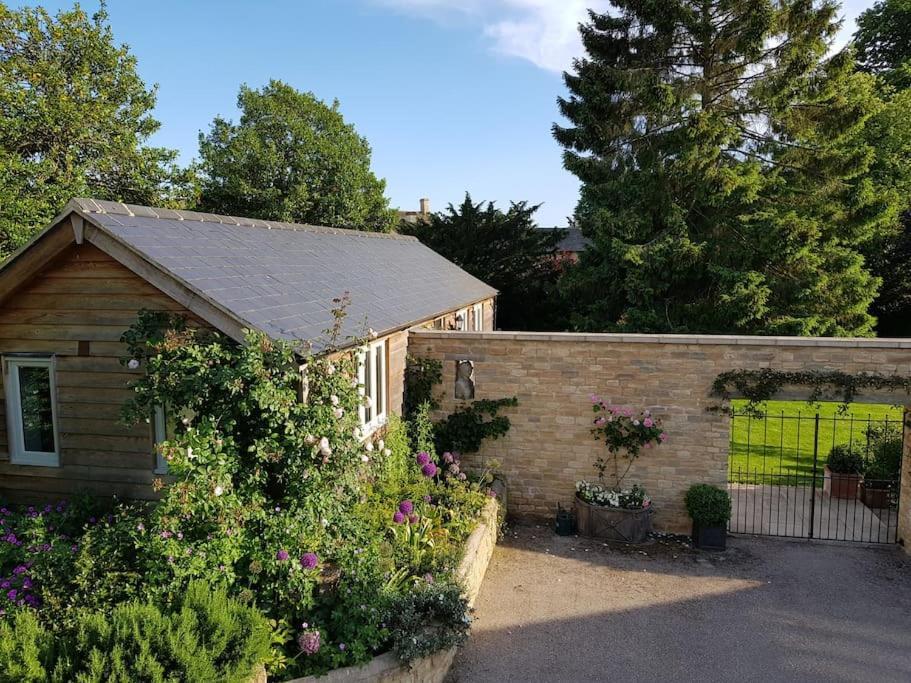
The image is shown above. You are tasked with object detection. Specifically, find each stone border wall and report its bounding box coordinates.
[276,482,503,683]
[409,329,911,542]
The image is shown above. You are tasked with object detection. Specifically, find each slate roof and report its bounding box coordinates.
[65,199,497,349]
[552,227,591,253]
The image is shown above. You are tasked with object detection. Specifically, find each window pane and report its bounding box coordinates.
[17,366,55,453]
[363,349,373,423]
[374,344,385,417]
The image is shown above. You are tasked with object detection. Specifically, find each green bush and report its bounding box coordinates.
[684,484,731,527]
[863,426,902,482]
[826,444,865,474]
[385,582,470,662]
[0,581,271,683]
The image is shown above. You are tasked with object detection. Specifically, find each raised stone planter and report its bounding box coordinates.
[274,481,504,683]
[574,496,652,544]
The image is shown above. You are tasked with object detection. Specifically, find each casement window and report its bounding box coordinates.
[3,357,60,467]
[455,308,469,331]
[358,338,388,434]
[472,303,484,331]
[153,404,175,474]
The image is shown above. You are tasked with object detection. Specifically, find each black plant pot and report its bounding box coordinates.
[692,523,727,551]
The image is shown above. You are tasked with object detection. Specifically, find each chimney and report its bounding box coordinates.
[419,197,430,216]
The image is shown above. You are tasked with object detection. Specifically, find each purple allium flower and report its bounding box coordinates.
[423,495,432,503]
[12,565,26,576]
[160,530,172,539]
[300,552,319,570]
[416,452,431,466]
[458,472,466,481]
[409,514,419,524]
[276,549,290,562]
[298,629,321,655]
[398,500,414,515]
[6,589,17,601]
[392,511,406,524]
[421,462,437,477]
[339,643,346,651]
[423,573,434,584]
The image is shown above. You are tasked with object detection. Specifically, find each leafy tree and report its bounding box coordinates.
[554,2,900,336]
[400,194,567,330]
[854,0,911,334]
[0,3,194,258]
[855,0,911,90]
[198,80,396,232]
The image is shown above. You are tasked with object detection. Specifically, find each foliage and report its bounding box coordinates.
[433,397,518,455]
[711,368,911,415]
[575,481,650,511]
[0,3,195,258]
[400,193,568,330]
[384,582,470,663]
[0,581,271,683]
[404,356,443,416]
[826,444,865,474]
[684,485,732,527]
[197,80,396,232]
[588,394,666,490]
[854,0,911,90]
[555,1,902,336]
[863,424,903,481]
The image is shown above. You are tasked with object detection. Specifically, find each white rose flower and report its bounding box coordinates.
[319,437,332,456]
[330,395,340,406]
[383,448,391,457]
[377,439,385,450]
[333,407,344,419]
[365,442,374,452]
[364,396,373,408]
[186,446,195,460]
[127,358,140,370]
[360,454,370,463]
[367,328,377,339]
[327,363,335,375]
[214,485,224,497]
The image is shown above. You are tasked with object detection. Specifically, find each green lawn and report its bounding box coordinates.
[728,400,903,485]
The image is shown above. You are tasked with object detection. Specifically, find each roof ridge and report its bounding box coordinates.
[68,198,418,241]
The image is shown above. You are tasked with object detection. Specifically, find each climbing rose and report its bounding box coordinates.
[643,418,654,428]
[300,552,319,569]
[659,432,668,442]
[392,511,406,524]
[421,463,437,477]
[398,500,413,515]
[416,452,431,465]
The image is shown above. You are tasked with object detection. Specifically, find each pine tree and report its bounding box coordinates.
[555,1,894,336]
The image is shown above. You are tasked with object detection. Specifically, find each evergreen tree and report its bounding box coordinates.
[555,1,896,336]
[198,80,396,232]
[0,3,193,258]
[401,194,567,330]
[855,0,911,90]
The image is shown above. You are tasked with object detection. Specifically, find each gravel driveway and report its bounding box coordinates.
[449,525,911,683]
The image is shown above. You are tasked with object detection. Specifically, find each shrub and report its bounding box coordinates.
[433,397,518,454]
[0,581,271,683]
[826,444,865,474]
[863,426,902,482]
[684,485,732,527]
[384,582,470,662]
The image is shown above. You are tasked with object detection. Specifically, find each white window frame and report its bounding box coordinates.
[153,404,169,474]
[357,338,388,435]
[4,356,60,467]
[455,308,469,331]
[472,303,484,331]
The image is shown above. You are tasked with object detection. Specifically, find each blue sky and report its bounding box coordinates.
[17,0,875,226]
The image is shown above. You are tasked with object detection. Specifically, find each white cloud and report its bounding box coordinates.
[373,0,611,73]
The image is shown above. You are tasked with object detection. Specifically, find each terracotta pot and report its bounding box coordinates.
[823,466,861,499]
[574,496,653,544]
[860,482,891,509]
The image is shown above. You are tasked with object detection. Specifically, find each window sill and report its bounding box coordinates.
[10,453,60,468]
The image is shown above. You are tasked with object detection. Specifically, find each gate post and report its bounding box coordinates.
[899,407,911,552]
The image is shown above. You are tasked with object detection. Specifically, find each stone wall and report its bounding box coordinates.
[408,330,911,539]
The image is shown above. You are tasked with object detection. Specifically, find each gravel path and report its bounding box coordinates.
[449,524,911,683]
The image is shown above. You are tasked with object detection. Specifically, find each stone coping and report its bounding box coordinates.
[275,481,504,683]
[409,329,911,349]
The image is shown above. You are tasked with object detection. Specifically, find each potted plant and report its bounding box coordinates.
[860,426,901,509]
[574,397,666,544]
[823,444,864,499]
[685,484,731,550]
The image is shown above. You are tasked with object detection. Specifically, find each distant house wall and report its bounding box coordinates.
[0,244,201,502]
[407,329,911,540]
[0,245,494,504]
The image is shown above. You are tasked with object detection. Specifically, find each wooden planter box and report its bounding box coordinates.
[574,496,652,544]
[691,523,727,551]
[823,466,861,500]
[860,482,891,509]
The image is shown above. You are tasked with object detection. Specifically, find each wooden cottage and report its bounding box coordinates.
[0,199,496,502]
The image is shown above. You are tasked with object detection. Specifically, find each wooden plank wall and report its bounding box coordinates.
[0,243,197,502]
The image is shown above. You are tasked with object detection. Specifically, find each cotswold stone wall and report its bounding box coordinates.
[408,330,911,539]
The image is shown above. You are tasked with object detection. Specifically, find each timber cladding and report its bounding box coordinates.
[408,329,911,538]
[0,243,195,502]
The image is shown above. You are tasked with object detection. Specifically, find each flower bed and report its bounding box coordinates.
[0,309,501,681]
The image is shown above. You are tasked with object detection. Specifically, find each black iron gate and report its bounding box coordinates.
[728,409,903,543]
